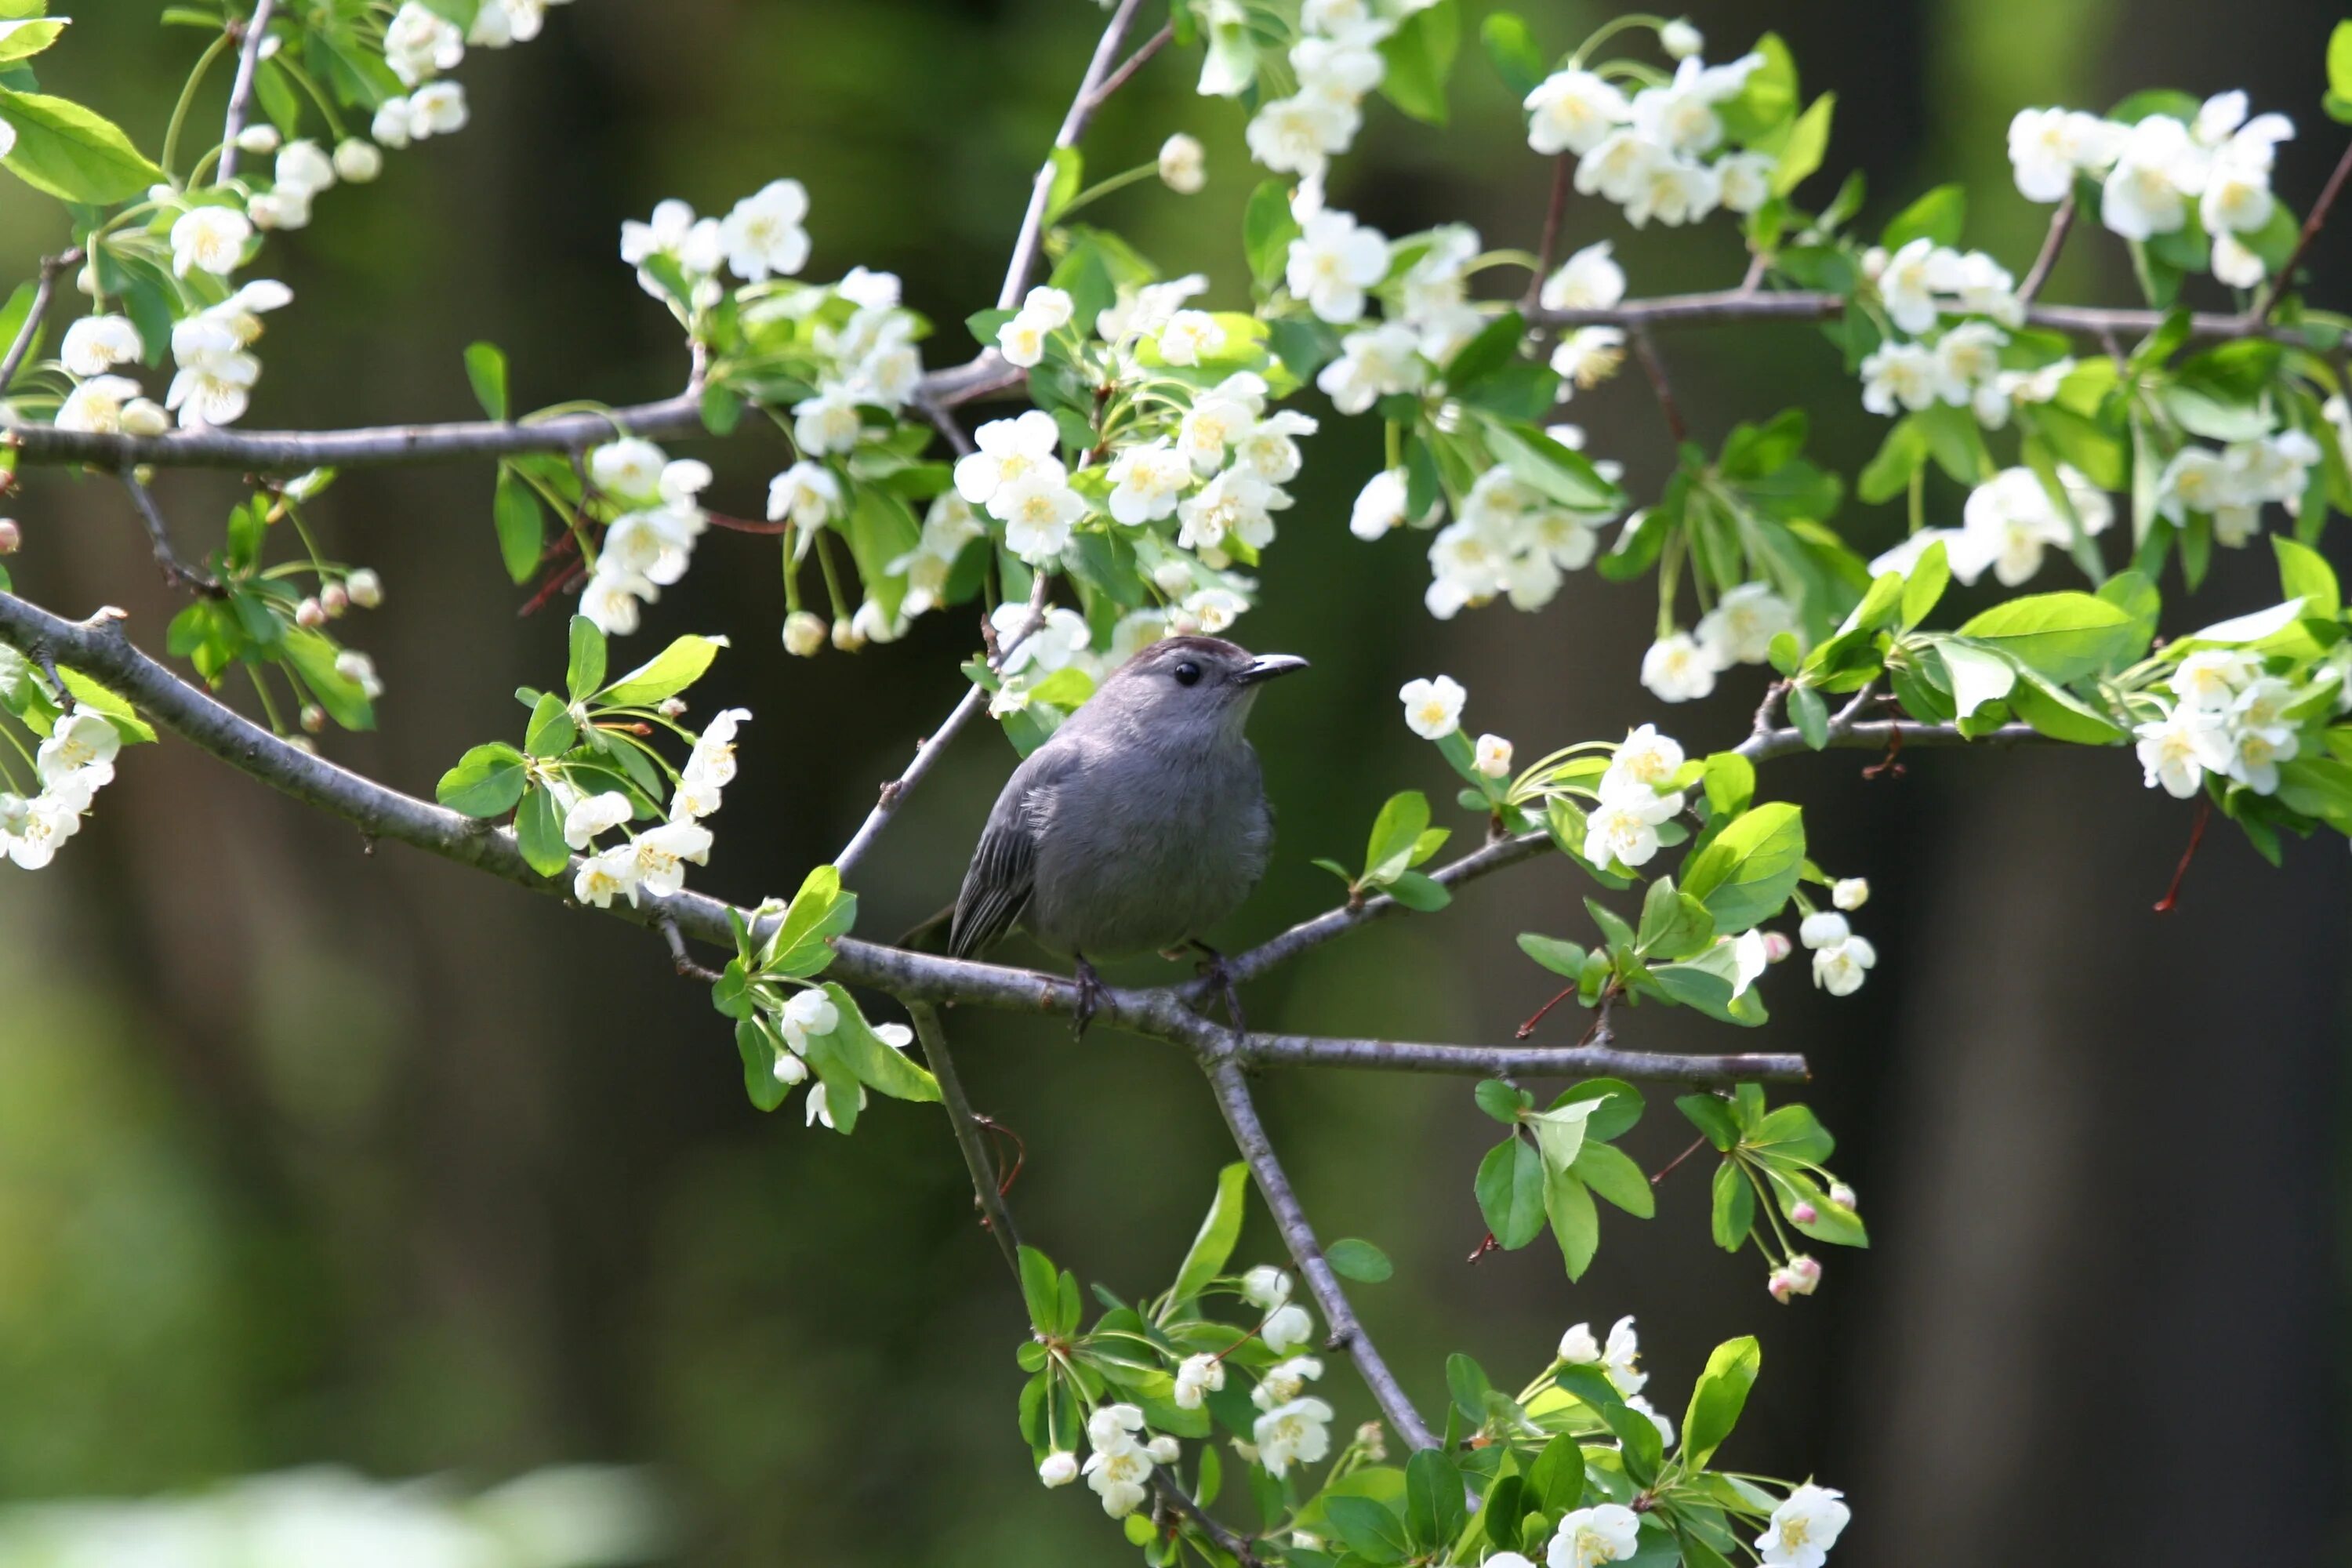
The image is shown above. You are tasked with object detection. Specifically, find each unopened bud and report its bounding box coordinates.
[120,399,170,437]
[75,263,100,297]
[295,597,327,629]
[234,123,281,155]
[1354,1421,1387,1462]
[343,568,383,608]
[1157,132,1207,194]
[286,735,318,756]
[830,616,866,652]
[1829,1182,1857,1210]
[782,610,826,657]
[1832,877,1870,911]
[1036,1450,1078,1488]
[1146,1435,1181,1465]
[0,519,20,555]
[1787,1254,1822,1292]
[299,702,325,734]
[659,696,688,717]
[1660,17,1704,58]
[771,1050,808,1087]
[1791,1201,1818,1225]
[1761,930,1794,964]
[1767,1268,1795,1304]
[332,138,384,183]
[1151,559,1194,597]
[320,582,349,618]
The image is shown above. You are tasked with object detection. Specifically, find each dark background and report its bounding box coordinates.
[1,1,2347,1562]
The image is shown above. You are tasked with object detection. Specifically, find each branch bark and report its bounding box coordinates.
[0,249,83,397]
[996,0,1150,310]
[908,1000,1022,1270]
[1529,288,2311,345]
[1205,1058,1438,1455]
[1237,1032,1809,1083]
[212,0,279,186]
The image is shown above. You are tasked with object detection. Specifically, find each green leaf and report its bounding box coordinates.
[1599,1398,1664,1486]
[1377,0,1460,125]
[1678,802,1804,934]
[1769,93,1835,196]
[1327,1497,1410,1566]
[463,340,508,420]
[1526,1432,1584,1515]
[565,615,607,702]
[279,630,376,731]
[1475,1136,1547,1250]
[1018,1245,1060,1336]
[1243,179,1300,291]
[1327,1237,1392,1283]
[1545,1167,1599,1279]
[1169,1162,1248,1305]
[2274,534,2341,618]
[436,742,528,818]
[1517,932,1587,979]
[1446,1352,1494,1425]
[524,690,576,756]
[1789,684,1829,748]
[736,1018,789,1112]
[1475,1080,1530,1123]
[1879,182,1966,251]
[1386,869,1452,911]
[1955,592,2136,682]
[762,862,858,977]
[2333,21,2352,105]
[1701,751,1755,816]
[1679,1336,1762,1471]
[1403,1447,1467,1553]
[1042,144,1082,221]
[1710,1160,1755,1250]
[493,468,543,584]
[1679,1094,1741,1151]
[2006,667,2127,743]
[1899,539,1951,629]
[514,783,568,877]
[0,88,161,203]
[1937,639,2017,719]
[1479,11,1544,98]
[0,19,64,65]
[1572,1139,1655,1218]
[818,983,940,1102]
[1364,789,1432,883]
[1483,418,1624,509]
[600,633,724,706]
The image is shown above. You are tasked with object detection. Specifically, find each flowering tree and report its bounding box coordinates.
[4,0,2350,1562]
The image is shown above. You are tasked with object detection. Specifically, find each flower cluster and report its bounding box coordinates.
[1584,724,1688,870]
[1556,1314,1678,1446]
[1231,0,1433,183]
[1851,241,2044,429]
[2133,648,2318,799]
[1798,910,1875,997]
[1871,464,2112,590]
[2008,90,2293,286]
[577,438,715,637]
[1524,34,1775,229]
[2157,430,2320,548]
[0,700,124,870]
[569,706,745,908]
[1641,581,1798,703]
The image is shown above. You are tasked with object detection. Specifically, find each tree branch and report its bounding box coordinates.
[833,570,1051,881]
[120,473,224,594]
[996,0,1151,310]
[2017,192,2075,305]
[1084,21,1175,113]
[908,1000,1022,1270]
[1204,1058,1437,1455]
[0,248,83,397]
[1628,323,1689,445]
[2255,134,2352,321]
[1236,1032,1809,1083]
[212,0,278,186]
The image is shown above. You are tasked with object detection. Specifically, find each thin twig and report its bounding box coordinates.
[0,248,83,396]
[2255,135,2352,321]
[1521,154,1573,312]
[997,0,1150,310]
[1628,324,1688,445]
[1237,1033,1809,1083]
[833,569,1052,881]
[118,474,223,593]
[212,0,279,186]
[1156,1475,1262,1565]
[657,915,724,982]
[1084,21,1175,112]
[1529,289,2307,344]
[1203,1058,1437,1454]
[1649,1134,1710,1186]
[909,1001,1022,1269]
[2016,192,2075,304]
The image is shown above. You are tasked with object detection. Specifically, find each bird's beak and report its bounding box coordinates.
[1238,653,1309,684]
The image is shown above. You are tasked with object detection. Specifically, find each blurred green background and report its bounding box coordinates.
[2,1,2349,1563]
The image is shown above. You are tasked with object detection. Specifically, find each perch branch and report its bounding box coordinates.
[996,0,1150,310]
[212,0,278,186]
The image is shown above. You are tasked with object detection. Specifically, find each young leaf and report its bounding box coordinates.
[1327,1237,1392,1283]
[1678,1336,1762,1470]
[514,782,569,877]
[524,691,577,756]
[1545,1167,1599,1279]
[493,468,543,584]
[0,88,162,203]
[1168,1161,1248,1305]
[1710,1160,1755,1250]
[601,633,726,706]
[566,615,607,702]
[1377,0,1461,125]
[435,742,528,817]
[1403,1446,1468,1553]
[1018,1245,1061,1336]
[1517,932,1588,978]
[1678,1094,1742,1151]
[1954,592,2135,682]
[464,340,509,420]
[1678,802,1805,933]
[1572,1140,1655,1218]
[1475,1135,1547,1249]
[1364,789,1432,883]
[818,984,940,1102]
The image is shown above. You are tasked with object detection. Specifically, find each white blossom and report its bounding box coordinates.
[54,375,143,434]
[1549,1504,1641,1568]
[1240,1265,1292,1308]
[1251,1397,1333,1479]
[1251,1355,1323,1410]
[1831,877,1870,910]
[2100,114,2204,241]
[1640,632,1717,702]
[60,314,141,378]
[1602,724,1684,796]
[1551,327,1625,391]
[1259,1302,1313,1353]
[1756,1484,1850,1568]
[170,206,252,278]
[562,791,633,850]
[1398,674,1465,739]
[767,460,842,531]
[410,81,469,136]
[1696,583,1795,669]
[1174,1353,1226,1410]
[1037,1451,1078,1488]
[1157,308,1227,366]
[1584,780,1683,869]
[1158,132,1207,193]
[1286,208,1388,324]
[1525,69,1631,156]
[165,318,261,428]
[1475,733,1514,778]
[954,410,1066,514]
[720,179,811,281]
[1245,92,1358,178]
[793,388,865,455]
[1316,321,1425,414]
[997,476,1087,564]
[383,2,464,85]
[1540,241,1626,313]
[1105,441,1192,525]
[1080,1433,1152,1518]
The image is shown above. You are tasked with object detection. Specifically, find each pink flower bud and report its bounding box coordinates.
[659,697,688,717]
[295,597,327,629]
[1829,1182,1857,1210]
[1791,1201,1818,1225]
[1761,931,1794,964]
[1788,1254,1823,1292]
[299,703,325,734]
[1766,1269,1795,1304]
[0,518,20,554]
[320,582,350,617]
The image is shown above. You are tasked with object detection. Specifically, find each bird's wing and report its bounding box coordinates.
[949,746,1069,959]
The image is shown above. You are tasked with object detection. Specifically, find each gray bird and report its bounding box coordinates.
[950,635,1307,1032]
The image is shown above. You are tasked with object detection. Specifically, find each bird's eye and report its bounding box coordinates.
[1174,660,1203,687]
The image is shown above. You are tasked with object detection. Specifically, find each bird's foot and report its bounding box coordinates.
[1071,955,1105,1041]
[1192,942,1247,1039]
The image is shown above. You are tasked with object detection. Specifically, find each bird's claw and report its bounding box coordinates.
[1192,942,1246,1039]
[1071,956,1105,1041]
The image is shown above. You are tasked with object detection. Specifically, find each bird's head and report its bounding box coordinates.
[1098,636,1308,735]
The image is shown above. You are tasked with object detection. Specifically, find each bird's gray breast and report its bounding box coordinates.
[1022,729,1272,959]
